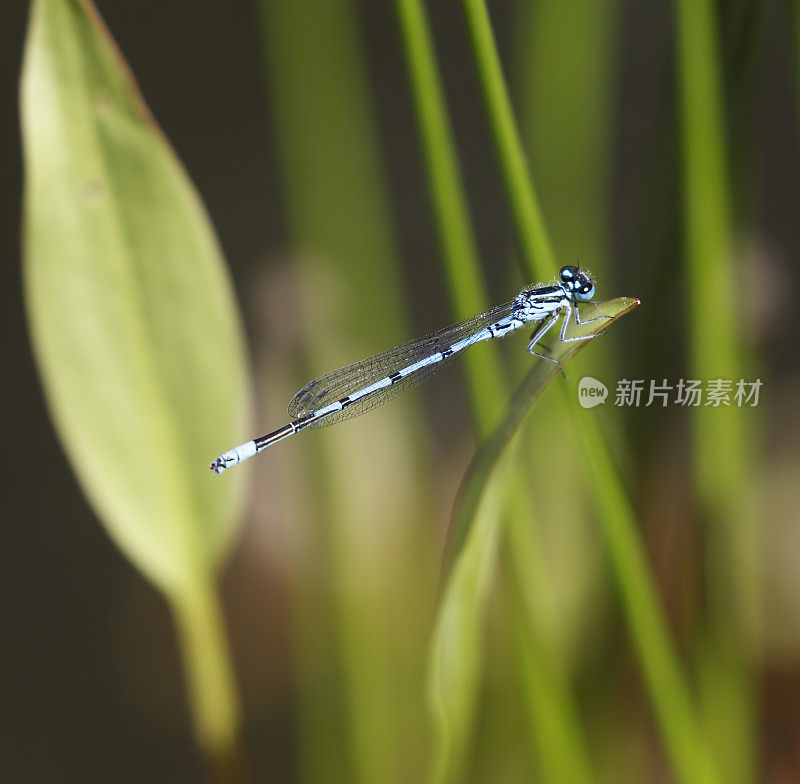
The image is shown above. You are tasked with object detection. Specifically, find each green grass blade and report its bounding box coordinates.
[434,299,636,784]
[513,0,617,284]
[506,571,594,784]
[20,0,249,760]
[459,3,723,781]
[445,299,639,573]
[509,6,620,776]
[675,0,739,379]
[573,411,719,784]
[398,2,616,778]
[258,2,430,782]
[394,3,528,780]
[460,0,555,279]
[428,451,508,784]
[258,0,410,350]
[504,498,598,784]
[675,1,757,781]
[394,0,506,427]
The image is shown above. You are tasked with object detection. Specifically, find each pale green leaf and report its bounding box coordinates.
[21,0,251,597]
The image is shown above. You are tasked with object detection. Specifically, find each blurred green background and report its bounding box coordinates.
[5,0,800,781]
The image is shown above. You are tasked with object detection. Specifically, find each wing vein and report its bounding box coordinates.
[288,300,519,428]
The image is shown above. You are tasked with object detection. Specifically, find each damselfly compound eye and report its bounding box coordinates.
[559,265,578,282]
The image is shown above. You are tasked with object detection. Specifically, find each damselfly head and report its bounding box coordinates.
[560,265,595,301]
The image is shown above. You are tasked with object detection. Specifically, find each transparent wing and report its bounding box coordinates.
[299,357,452,428]
[289,300,518,428]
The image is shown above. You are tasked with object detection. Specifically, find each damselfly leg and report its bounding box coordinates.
[559,302,609,342]
[527,311,561,363]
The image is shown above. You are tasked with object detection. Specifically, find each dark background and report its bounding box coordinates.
[3,0,799,781]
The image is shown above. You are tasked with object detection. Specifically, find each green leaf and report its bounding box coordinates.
[429,298,638,784]
[444,298,638,574]
[21,0,250,755]
[21,0,250,592]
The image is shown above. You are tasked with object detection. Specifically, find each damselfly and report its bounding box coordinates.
[210,265,604,474]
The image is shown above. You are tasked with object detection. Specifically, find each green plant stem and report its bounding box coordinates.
[675,0,756,781]
[258,2,427,782]
[394,5,574,783]
[675,0,737,382]
[395,3,508,781]
[460,2,720,782]
[512,0,617,284]
[510,8,619,777]
[504,476,596,784]
[429,454,511,784]
[576,414,717,784]
[171,578,243,781]
[394,0,505,428]
[461,0,555,278]
[448,299,640,784]
[506,561,594,784]
[509,7,620,777]
[258,0,409,348]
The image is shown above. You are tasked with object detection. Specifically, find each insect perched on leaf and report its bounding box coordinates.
[210,265,604,473]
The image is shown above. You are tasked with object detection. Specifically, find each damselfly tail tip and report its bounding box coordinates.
[209,456,227,474]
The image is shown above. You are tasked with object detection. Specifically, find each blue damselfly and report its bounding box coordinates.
[210,265,603,473]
